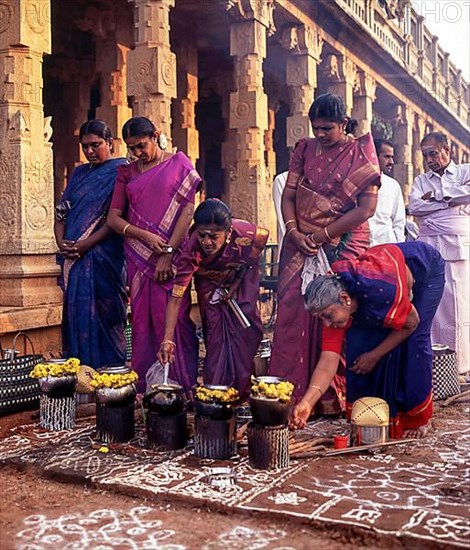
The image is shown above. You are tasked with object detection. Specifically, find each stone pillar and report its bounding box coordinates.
[412,113,426,179]
[76,4,133,156]
[322,53,356,116]
[222,0,276,235]
[95,41,133,156]
[172,45,199,165]
[392,103,413,196]
[127,0,176,140]
[352,70,376,135]
[0,0,62,343]
[47,59,94,201]
[282,25,322,148]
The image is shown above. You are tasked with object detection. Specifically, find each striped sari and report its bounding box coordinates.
[269,134,381,410]
[111,152,202,393]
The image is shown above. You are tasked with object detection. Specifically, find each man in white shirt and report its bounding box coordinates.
[369,139,406,246]
[272,171,288,254]
[409,131,470,374]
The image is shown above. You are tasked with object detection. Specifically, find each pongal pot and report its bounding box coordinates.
[143,384,186,416]
[94,365,137,407]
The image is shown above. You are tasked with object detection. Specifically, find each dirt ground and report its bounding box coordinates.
[0,466,407,550]
[0,403,467,550]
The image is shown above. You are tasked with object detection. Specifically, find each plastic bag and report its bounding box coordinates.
[145,361,177,393]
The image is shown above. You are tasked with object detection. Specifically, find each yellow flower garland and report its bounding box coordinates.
[194,386,239,403]
[90,370,138,390]
[251,379,294,403]
[30,358,80,379]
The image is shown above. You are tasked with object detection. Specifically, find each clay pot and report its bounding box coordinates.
[143,384,185,416]
[194,399,234,420]
[38,374,77,398]
[95,365,136,407]
[249,395,291,426]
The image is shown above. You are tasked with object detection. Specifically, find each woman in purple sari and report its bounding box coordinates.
[108,117,201,393]
[157,199,269,398]
[269,94,381,411]
[54,120,127,369]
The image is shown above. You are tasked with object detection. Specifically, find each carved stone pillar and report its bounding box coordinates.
[47,59,94,201]
[352,70,376,135]
[222,0,275,234]
[412,113,426,179]
[77,4,133,157]
[0,1,61,342]
[321,54,356,116]
[392,104,413,197]
[172,45,199,165]
[127,0,176,140]
[282,25,322,147]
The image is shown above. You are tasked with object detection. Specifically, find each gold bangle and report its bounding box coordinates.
[122,223,131,236]
[324,226,332,240]
[286,226,297,236]
[309,384,323,396]
[285,219,297,227]
[309,233,321,246]
[160,340,176,349]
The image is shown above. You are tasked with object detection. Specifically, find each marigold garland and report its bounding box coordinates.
[29,358,80,379]
[251,378,294,403]
[90,370,138,389]
[194,386,239,403]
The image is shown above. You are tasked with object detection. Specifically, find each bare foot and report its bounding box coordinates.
[403,420,432,439]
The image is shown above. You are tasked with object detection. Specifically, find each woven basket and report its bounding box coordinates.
[351,397,390,427]
[76,365,97,394]
[0,332,43,416]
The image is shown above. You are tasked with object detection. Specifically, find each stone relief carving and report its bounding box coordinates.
[353,70,376,99]
[224,0,276,35]
[0,2,13,33]
[44,117,53,142]
[280,27,299,51]
[231,189,255,221]
[24,1,50,34]
[8,111,31,140]
[322,54,341,82]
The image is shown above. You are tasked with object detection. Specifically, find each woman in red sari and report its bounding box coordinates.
[158,199,269,398]
[108,117,201,393]
[269,93,381,411]
[291,242,445,438]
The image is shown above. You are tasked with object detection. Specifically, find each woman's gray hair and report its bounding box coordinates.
[304,275,347,313]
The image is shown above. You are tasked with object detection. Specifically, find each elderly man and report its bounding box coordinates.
[369,139,406,246]
[408,131,469,374]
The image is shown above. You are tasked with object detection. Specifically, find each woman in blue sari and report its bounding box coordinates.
[291,242,444,438]
[54,120,127,368]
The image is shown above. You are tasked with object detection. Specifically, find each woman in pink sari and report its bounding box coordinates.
[157,199,269,398]
[108,117,201,393]
[269,94,381,412]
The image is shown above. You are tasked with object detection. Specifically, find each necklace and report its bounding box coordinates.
[137,150,165,173]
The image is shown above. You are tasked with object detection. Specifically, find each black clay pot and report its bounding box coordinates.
[249,395,291,426]
[143,384,185,416]
[38,375,77,399]
[194,399,234,421]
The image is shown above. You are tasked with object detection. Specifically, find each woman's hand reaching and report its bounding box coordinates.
[289,399,313,430]
[157,342,176,365]
[290,229,318,256]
